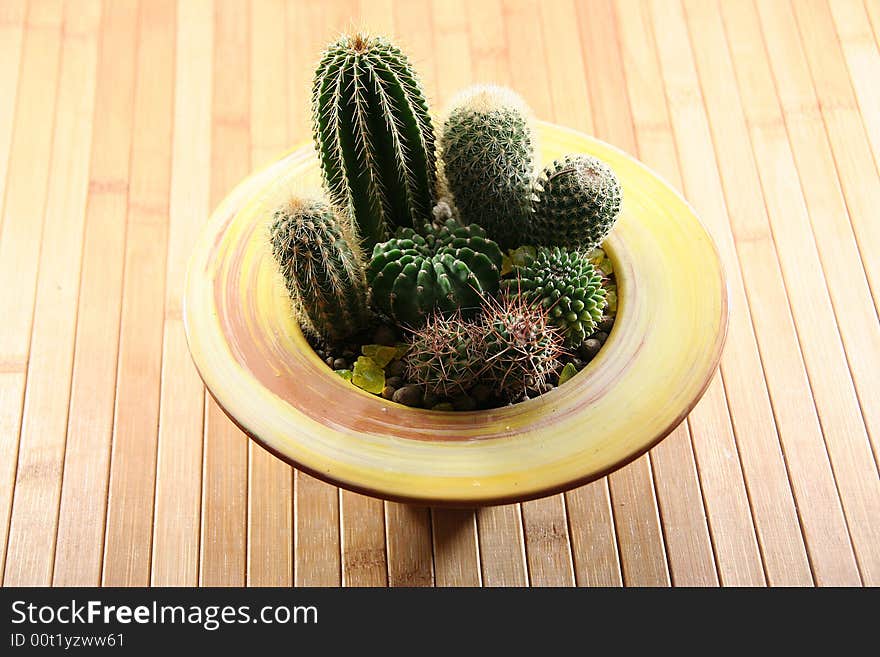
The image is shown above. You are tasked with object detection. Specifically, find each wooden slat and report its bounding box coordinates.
[651,0,798,586]
[614,0,718,587]
[573,0,670,588]
[0,0,26,217]
[394,0,437,102]
[475,505,527,586]
[247,0,292,588]
[0,0,63,584]
[293,474,340,586]
[867,0,880,48]
[341,491,387,586]
[385,503,433,586]
[53,0,139,587]
[3,0,100,586]
[432,509,481,586]
[467,0,510,84]
[719,0,863,587]
[101,0,175,586]
[151,0,212,587]
[359,0,394,34]
[432,0,472,102]
[199,0,250,587]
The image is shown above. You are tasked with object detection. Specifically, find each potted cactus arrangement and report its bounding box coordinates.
[268,33,622,412]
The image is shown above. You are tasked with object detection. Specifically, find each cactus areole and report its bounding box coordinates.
[312,34,437,249]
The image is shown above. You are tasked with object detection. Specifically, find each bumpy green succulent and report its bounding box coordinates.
[270,197,371,342]
[532,154,622,250]
[367,219,503,327]
[312,33,436,249]
[439,85,535,249]
[404,310,487,398]
[503,246,607,347]
[482,292,564,401]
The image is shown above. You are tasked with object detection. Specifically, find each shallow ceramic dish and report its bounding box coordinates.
[184,122,728,507]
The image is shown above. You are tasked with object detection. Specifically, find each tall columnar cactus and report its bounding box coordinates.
[269,197,371,342]
[503,246,607,347]
[532,154,622,250]
[367,219,503,327]
[439,85,536,249]
[312,33,436,249]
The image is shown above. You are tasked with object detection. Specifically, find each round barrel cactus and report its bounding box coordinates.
[312,33,436,249]
[367,219,503,327]
[532,154,622,250]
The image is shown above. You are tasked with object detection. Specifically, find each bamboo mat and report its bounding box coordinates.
[1,0,879,587]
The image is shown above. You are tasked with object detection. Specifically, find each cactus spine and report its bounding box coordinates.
[312,33,437,249]
[439,85,536,249]
[532,154,622,250]
[269,197,371,342]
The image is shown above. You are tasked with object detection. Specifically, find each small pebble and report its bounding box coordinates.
[432,402,455,411]
[599,317,615,333]
[392,384,424,407]
[373,325,398,346]
[452,394,477,411]
[325,356,336,368]
[571,358,586,370]
[381,385,396,400]
[470,384,493,405]
[341,349,355,359]
[386,359,406,377]
[594,331,609,344]
[386,376,403,388]
[422,391,440,408]
[333,358,348,370]
[580,338,602,360]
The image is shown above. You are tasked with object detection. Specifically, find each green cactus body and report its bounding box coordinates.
[503,246,607,347]
[367,219,503,327]
[404,310,487,398]
[532,154,622,250]
[269,197,371,342]
[439,85,535,249]
[312,33,436,249]
[482,292,564,401]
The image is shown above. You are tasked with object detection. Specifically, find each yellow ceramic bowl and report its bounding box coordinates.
[184,122,728,506]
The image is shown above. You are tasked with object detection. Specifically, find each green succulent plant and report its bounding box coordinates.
[482,291,565,401]
[532,154,622,250]
[503,246,607,347]
[312,33,436,249]
[404,310,487,398]
[269,197,371,342]
[367,219,503,327]
[439,84,536,249]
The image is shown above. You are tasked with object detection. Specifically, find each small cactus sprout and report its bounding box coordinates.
[312,33,437,249]
[482,291,565,401]
[439,84,536,249]
[502,246,607,347]
[404,310,487,398]
[532,154,622,250]
[269,197,371,343]
[367,219,503,327]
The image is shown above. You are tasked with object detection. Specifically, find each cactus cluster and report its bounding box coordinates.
[367,219,503,327]
[269,198,371,342]
[532,155,622,250]
[439,85,536,249]
[504,246,607,347]
[312,33,436,249]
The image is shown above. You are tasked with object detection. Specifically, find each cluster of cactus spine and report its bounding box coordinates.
[269,197,371,342]
[482,292,565,400]
[503,246,607,347]
[367,219,503,327]
[439,85,536,249]
[312,33,436,249]
[532,154,622,250]
[404,310,487,398]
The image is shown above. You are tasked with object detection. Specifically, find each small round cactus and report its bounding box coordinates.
[482,292,565,401]
[404,310,487,398]
[439,84,536,249]
[503,246,607,347]
[269,197,371,342]
[367,219,503,327]
[532,154,622,250]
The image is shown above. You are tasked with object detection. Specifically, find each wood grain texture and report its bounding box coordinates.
[2,0,879,588]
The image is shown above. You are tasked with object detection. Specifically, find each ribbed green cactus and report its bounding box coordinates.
[269,197,371,342]
[439,85,536,249]
[367,219,503,327]
[532,154,622,250]
[503,246,607,347]
[404,310,487,398]
[312,33,436,249]
[482,292,564,401]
